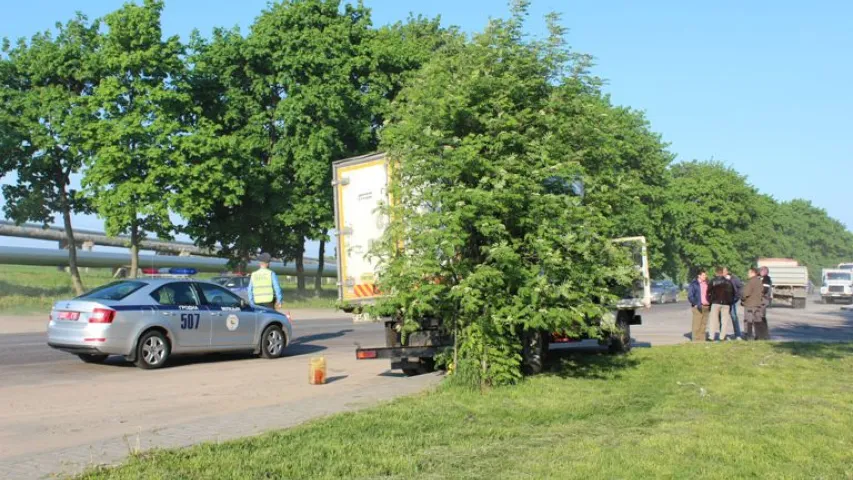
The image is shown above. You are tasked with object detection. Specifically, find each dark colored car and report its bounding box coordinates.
[650,280,679,304]
[211,276,250,302]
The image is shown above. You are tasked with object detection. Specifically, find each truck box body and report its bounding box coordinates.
[757,258,808,308]
[332,153,390,304]
[767,266,809,287]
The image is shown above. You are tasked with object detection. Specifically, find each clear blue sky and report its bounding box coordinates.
[2,0,851,255]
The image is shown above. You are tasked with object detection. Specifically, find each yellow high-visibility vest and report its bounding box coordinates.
[251,268,275,303]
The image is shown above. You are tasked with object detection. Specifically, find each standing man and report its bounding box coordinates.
[688,269,711,342]
[741,268,764,340]
[708,267,735,341]
[757,266,773,340]
[724,267,744,340]
[248,253,283,310]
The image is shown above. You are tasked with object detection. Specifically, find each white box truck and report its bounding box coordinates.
[333,152,650,375]
[331,152,389,311]
[757,258,809,309]
[821,268,853,304]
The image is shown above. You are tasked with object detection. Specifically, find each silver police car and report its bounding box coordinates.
[47,278,292,369]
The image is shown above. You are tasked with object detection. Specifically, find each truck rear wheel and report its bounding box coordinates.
[402,357,435,377]
[608,312,632,354]
[522,331,547,375]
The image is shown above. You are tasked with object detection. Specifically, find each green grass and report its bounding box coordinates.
[79,342,853,479]
[0,265,115,314]
[0,265,338,314]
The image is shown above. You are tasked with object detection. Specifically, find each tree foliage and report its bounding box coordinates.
[662,161,853,282]
[82,0,187,276]
[181,2,451,281]
[0,15,101,294]
[2,0,852,384]
[371,4,642,386]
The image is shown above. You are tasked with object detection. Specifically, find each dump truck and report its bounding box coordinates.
[757,258,808,309]
[821,268,853,304]
[332,152,651,376]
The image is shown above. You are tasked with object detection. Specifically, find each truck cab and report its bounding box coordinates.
[821,269,853,304]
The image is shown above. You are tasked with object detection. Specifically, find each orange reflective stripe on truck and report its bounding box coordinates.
[353,284,379,298]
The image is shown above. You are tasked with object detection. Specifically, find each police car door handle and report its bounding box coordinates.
[161,311,173,316]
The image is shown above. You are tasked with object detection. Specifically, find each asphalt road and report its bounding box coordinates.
[0,318,384,388]
[633,297,853,345]
[1,298,851,477]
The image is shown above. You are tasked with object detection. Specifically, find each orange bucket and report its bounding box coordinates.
[309,356,326,385]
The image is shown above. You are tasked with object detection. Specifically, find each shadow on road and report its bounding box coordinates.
[286,343,328,356]
[98,351,262,369]
[325,375,348,384]
[291,329,354,345]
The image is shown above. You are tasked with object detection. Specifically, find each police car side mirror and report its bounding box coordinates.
[240,299,249,309]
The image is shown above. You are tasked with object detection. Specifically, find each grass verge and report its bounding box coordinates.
[0,265,338,314]
[80,342,853,479]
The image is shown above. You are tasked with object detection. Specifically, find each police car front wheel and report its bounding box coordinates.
[260,325,286,359]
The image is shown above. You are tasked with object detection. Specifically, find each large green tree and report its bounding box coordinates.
[0,15,101,294]
[249,0,379,292]
[767,199,853,282]
[83,0,186,277]
[372,4,638,386]
[547,86,674,276]
[182,26,295,265]
[661,161,763,281]
[183,3,451,292]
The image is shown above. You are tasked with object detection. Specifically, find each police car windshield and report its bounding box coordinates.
[77,281,147,301]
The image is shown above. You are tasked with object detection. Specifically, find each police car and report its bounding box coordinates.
[47,278,292,369]
[210,275,250,302]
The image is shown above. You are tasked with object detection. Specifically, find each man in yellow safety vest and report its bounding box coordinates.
[248,253,282,310]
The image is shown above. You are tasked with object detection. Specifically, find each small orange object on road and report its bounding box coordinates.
[309,356,326,385]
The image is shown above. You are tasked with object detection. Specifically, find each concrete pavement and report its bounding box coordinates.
[0,314,440,479]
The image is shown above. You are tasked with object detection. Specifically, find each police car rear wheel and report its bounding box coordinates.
[260,325,285,359]
[135,331,170,369]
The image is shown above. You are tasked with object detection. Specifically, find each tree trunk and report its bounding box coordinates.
[296,240,306,293]
[129,222,139,279]
[314,239,325,296]
[59,187,86,295]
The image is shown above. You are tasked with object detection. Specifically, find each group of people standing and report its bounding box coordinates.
[688,266,772,342]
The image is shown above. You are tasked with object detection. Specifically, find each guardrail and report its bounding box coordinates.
[0,246,337,277]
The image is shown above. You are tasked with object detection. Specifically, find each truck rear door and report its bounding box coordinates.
[333,153,390,303]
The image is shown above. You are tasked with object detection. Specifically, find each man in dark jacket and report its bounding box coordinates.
[724,267,744,340]
[741,268,765,340]
[708,267,735,341]
[688,269,711,342]
[756,266,773,340]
